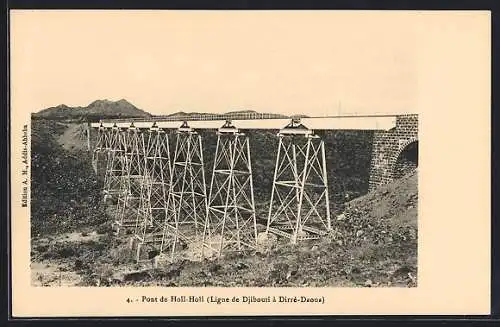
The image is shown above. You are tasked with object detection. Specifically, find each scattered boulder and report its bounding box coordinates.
[256,232,278,254]
[123,270,152,282]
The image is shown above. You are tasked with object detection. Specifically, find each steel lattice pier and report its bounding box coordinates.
[91,118,334,263]
[202,123,258,258]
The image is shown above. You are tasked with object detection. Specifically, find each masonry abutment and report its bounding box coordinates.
[368,114,418,190]
[393,140,418,179]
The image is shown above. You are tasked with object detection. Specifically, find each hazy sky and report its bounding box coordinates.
[11,11,420,116]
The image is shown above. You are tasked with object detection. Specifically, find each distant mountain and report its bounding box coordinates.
[33,99,152,121]
[33,100,301,122]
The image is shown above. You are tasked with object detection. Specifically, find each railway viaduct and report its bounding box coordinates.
[87,112,418,261]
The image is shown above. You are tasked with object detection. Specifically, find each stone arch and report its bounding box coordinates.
[392,138,418,179]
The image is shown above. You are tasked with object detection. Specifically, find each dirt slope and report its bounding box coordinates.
[38,171,417,288]
[129,171,418,288]
[57,123,89,152]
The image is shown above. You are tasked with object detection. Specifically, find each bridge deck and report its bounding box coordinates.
[90,115,398,131]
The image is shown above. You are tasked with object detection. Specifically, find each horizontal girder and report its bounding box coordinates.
[90,115,397,131]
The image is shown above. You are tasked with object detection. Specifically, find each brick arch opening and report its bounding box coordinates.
[393,140,418,179]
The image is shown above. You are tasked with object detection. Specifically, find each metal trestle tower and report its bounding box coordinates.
[91,123,107,177]
[134,124,173,262]
[103,124,126,202]
[265,119,332,243]
[114,124,145,234]
[162,122,208,261]
[203,121,257,258]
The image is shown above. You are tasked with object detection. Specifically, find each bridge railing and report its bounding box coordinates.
[145,112,291,122]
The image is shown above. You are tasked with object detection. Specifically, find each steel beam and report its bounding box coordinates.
[90,115,398,131]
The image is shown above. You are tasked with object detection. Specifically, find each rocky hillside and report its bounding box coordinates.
[33,99,152,121]
[30,119,108,235]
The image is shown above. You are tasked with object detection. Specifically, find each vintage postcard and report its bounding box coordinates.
[9,10,491,317]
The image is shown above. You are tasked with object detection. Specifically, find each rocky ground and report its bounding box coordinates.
[30,119,417,287]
